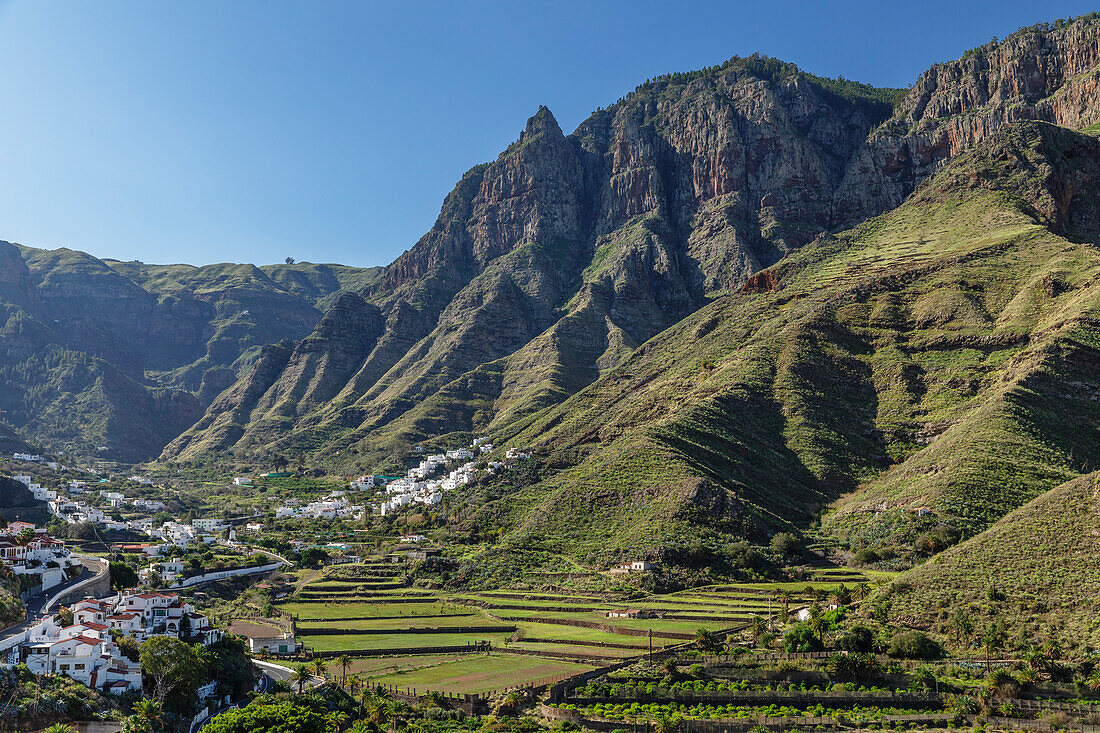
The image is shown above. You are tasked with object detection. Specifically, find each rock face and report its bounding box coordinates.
[164,60,896,462]
[834,18,1100,225]
[167,17,1100,468]
[10,15,1100,466]
[0,248,378,461]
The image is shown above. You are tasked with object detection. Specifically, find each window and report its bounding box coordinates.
[60,664,69,671]
[154,608,166,617]
[75,664,85,670]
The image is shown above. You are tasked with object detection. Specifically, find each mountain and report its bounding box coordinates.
[166,17,1100,554]
[879,471,1100,656]
[163,57,904,462]
[0,243,378,461]
[453,120,1100,563]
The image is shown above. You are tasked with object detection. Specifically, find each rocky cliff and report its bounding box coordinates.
[163,58,898,463]
[166,16,1100,469]
[834,16,1100,225]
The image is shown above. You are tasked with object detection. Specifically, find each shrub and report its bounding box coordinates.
[784,624,824,653]
[835,625,876,653]
[887,630,944,660]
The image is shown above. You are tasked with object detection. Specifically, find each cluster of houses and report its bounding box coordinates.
[46,483,165,533]
[16,591,220,694]
[367,437,510,516]
[0,522,81,592]
[275,493,365,521]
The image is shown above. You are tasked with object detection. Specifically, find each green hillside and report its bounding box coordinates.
[0,244,379,461]
[460,121,1100,565]
[879,471,1100,655]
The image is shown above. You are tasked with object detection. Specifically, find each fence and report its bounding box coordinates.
[495,646,627,663]
[495,615,696,640]
[967,714,1100,732]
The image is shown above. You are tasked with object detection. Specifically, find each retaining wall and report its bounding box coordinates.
[171,561,285,588]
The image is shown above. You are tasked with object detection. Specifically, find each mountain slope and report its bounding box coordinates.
[0,243,378,461]
[163,58,903,463]
[168,16,1100,475]
[453,121,1100,563]
[879,471,1100,655]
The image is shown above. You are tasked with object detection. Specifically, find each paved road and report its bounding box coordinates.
[193,661,316,732]
[0,555,102,646]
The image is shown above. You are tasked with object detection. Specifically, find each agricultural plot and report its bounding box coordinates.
[550,657,950,726]
[366,653,597,694]
[275,564,884,692]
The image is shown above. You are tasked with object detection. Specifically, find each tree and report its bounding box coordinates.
[950,608,974,646]
[284,257,296,265]
[887,630,944,660]
[769,532,799,557]
[778,590,792,620]
[124,699,164,733]
[335,654,352,687]
[291,666,312,693]
[834,625,875,654]
[981,620,1008,672]
[310,658,328,678]
[139,636,206,709]
[749,615,768,644]
[693,628,724,653]
[43,726,76,733]
[110,561,139,591]
[783,623,823,653]
[300,548,327,568]
[203,701,328,733]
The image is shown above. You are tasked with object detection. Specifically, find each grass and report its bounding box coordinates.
[363,653,596,694]
[882,471,1100,656]
[302,631,515,653]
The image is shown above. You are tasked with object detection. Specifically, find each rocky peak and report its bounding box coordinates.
[834,15,1100,227]
[521,105,564,142]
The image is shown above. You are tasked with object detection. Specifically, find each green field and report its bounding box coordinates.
[276,563,884,692]
[364,654,596,694]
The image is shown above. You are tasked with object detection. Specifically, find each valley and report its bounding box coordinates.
[1,9,1100,733]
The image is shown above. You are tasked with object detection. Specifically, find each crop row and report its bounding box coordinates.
[551,702,930,722]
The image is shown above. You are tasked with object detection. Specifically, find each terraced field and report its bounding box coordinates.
[274,563,886,693]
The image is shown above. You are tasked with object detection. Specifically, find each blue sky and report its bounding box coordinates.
[0,0,1094,268]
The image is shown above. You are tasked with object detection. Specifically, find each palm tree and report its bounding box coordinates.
[1021,646,1047,674]
[981,620,1007,672]
[749,615,768,645]
[43,726,76,733]
[336,654,352,688]
[653,713,681,733]
[132,698,164,730]
[1085,669,1100,692]
[693,628,723,653]
[661,657,679,680]
[311,658,328,679]
[779,590,792,619]
[292,666,312,693]
[326,711,349,732]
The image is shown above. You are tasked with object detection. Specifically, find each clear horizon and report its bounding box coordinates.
[0,0,1095,269]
